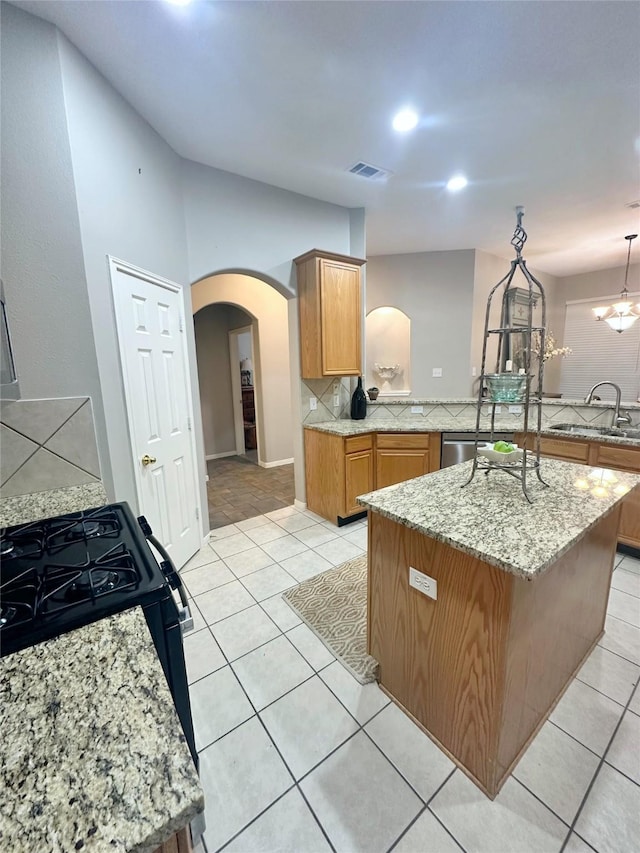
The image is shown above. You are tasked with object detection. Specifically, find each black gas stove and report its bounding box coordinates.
[0,502,197,767]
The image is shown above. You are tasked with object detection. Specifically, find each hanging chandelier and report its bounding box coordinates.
[593,234,639,332]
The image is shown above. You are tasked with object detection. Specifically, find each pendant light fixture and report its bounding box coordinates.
[593,234,639,332]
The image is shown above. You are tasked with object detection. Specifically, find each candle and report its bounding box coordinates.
[505,360,513,372]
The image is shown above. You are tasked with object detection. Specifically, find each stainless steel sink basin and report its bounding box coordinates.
[549,423,640,440]
[617,428,640,440]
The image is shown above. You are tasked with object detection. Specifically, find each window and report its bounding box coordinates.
[560,295,640,403]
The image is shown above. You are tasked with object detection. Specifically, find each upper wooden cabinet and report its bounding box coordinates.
[294,249,366,378]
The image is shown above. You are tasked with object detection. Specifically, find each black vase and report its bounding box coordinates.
[350,377,367,420]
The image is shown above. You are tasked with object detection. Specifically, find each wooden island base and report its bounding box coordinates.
[367,508,620,798]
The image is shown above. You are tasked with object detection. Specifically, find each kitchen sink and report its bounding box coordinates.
[549,423,640,440]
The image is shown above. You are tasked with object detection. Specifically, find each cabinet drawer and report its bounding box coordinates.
[345,434,373,454]
[376,433,431,450]
[594,443,640,473]
[538,437,590,463]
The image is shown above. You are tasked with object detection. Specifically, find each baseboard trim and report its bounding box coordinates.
[206,451,237,460]
[294,499,307,512]
[258,457,295,469]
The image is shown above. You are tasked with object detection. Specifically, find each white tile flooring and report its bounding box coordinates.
[181,505,640,853]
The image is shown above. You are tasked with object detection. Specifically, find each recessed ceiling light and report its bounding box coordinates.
[446,175,468,192]
[392,109,419,133]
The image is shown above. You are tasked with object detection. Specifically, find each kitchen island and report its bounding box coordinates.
[358,458,640,798]
[0,608,204,853]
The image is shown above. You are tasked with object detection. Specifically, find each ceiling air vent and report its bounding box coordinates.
[348,161,392,181]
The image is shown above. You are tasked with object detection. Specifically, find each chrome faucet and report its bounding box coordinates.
[584,382,632,428]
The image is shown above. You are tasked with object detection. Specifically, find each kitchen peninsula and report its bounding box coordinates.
[0,608,204,853]
[0,485,204,853]
[358,458,640,798]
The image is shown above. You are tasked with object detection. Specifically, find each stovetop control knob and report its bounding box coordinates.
[137,516,152,537]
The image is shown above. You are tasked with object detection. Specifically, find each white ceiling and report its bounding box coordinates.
[13,0,640,277]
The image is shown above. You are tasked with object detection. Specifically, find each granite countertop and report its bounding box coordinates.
[0,482,109,527]
[0,608,204,853]
[304,417,640,448]
[305,417,519,436]
[358,458,640,580]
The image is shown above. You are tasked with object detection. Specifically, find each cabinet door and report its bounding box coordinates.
[593,442,640,550]
[521,435,590,463]
[376,449,430,490]
[320,259,361,376]
[619,486,640,549]
[345,450,373,516]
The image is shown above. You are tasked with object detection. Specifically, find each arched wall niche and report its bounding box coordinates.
[365,306,411,397]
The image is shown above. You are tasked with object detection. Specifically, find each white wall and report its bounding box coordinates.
[558,263,640,303]
[1,4,358,519]
[57,32,200,515]
[194,304,253,457]
[0,4,103,446]
[182,160,355,293]
[366,250,476,396]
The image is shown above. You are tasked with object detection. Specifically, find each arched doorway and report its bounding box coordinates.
[192,272,296,529]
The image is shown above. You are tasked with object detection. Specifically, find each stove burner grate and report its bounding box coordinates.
[40,542,140,615]
[46,507,122,552]
[65,568,120,600]
[0,567,39,630]
[0,523,45,562]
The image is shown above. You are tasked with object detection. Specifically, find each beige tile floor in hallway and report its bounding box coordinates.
[181,505,640,853]
[206,457,295,530]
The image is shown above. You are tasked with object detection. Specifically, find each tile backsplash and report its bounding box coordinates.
[301,378,352,424]
[0,397,101,497]
[300,387,640,429]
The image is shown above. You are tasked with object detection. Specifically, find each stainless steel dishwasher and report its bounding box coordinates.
[441,432,515,468]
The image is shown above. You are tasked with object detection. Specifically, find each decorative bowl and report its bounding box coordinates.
[477,442,524,464]
[485,373,528,403]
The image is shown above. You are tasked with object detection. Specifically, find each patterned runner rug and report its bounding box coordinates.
[283,554,379,684]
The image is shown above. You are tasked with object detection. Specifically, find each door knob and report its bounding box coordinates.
[141,454,157,466]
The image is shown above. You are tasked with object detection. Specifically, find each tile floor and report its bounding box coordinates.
[181,506,640,853]
[206,457,295,529]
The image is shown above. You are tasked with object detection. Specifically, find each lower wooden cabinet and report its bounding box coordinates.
[152,826,192,853]
[592,442,640,551]
[344,436,374,516]
[375,433,440,489]
[304,429,441,524]
[304,429,374,523]
[516,432,640,550]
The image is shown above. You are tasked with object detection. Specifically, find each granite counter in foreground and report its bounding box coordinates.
[0,481,108,527]
[358,458,640,579]
[0,608,204,853]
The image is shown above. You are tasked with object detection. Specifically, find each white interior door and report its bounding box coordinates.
[110,258,202,569]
